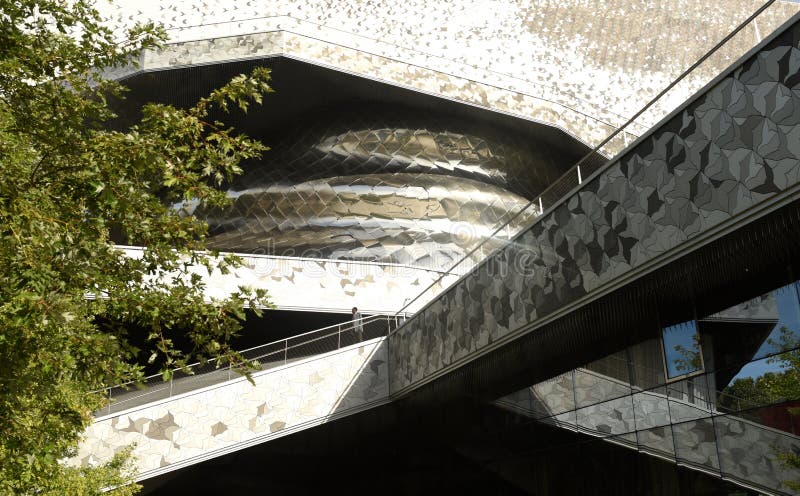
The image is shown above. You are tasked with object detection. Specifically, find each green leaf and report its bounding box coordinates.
[0,3,273,492]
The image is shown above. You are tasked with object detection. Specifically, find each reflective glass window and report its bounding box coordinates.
[713,281,800,419]
[753,281,800,359]
[662,320,703,379]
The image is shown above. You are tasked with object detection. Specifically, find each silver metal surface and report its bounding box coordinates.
[193,109,567,269]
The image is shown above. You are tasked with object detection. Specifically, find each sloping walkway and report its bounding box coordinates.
[388,13,800,397]
[496,367,800,495]
[75,336,389,481]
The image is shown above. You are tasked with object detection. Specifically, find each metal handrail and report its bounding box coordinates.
[96,314,403,415]
[240,314,385,354]
[389,0,788,324]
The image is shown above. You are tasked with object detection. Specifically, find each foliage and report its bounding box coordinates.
[762,326,800,403]
[765,326,800,490]
[671,333,703,374]
[719,327,800,409]
[718,326,800,489]
[718,375,773,410]
[0,1,273,494]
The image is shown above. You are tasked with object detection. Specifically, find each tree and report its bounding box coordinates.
[0,1,273,494]
[719,327,800,410]
[671,333,703,375]
[718,325,800,490]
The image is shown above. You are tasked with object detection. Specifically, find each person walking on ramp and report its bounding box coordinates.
[352,307,363,342]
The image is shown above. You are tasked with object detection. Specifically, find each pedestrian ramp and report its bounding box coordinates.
[72,317,395,481]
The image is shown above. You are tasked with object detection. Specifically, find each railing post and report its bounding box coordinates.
[538,196,543,214]
[227,365,232,381]
[107,388,111,415]
[284,339,288,365]
[337,325,341,349]
[577,164,583,184]
[169,376,173,397]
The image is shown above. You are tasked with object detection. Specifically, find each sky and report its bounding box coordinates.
[730,282,800,382]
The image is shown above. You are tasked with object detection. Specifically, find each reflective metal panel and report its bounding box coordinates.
[196,108,566,269]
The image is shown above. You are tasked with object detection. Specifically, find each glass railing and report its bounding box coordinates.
[496,278,800,494]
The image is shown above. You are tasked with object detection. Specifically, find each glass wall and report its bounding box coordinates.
[495,278,800,495]
[661,320,703,380]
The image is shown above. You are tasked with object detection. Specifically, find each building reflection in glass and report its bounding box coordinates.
[497,276,800,494]
[662,320,704,380]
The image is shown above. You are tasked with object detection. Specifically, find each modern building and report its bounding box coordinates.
[75,1,800,494]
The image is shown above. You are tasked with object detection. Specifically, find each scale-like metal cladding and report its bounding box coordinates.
[197,108,570,269]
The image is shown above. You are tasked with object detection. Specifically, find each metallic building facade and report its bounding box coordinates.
[192,106,575,269]
[83,2,800,494]
[120,60,592,271]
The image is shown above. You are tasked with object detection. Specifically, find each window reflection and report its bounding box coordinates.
[495,275,800,493]
[662,320,703,379]
[753,281,800,359]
